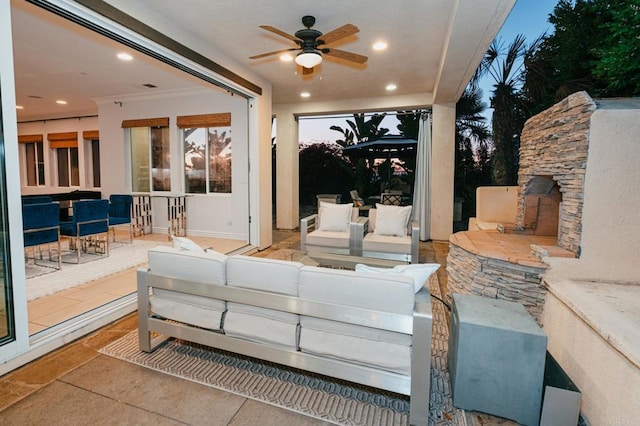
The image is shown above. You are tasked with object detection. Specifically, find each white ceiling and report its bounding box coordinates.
[11,0,515,121]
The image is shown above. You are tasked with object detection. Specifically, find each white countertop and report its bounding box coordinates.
[544,276,640,370]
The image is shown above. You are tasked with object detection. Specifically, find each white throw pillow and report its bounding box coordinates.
[172,236,205,253]
[318,202,352,232]
[355,263,440,293]
[374,204,412,237]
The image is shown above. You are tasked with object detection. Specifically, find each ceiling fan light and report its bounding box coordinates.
[295,52,322,68]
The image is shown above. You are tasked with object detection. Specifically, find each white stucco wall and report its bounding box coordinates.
[97,88,250,240]
[543,290,640,425]
[578,102,640,281]
[541,98,640,424]
[546,100,640,282]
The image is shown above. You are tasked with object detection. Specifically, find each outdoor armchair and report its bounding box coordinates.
[300,202,363,256]
[359,204,419,263]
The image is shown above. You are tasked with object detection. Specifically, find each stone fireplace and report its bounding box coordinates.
[521,176,561,237]
[516,92,595,254]
[447,92,597,322]
[447,91,640,422]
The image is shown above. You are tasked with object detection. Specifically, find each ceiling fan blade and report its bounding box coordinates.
[318,24,359,45]
[259,25,301,43]
[323,48,368,64]
[249,48,298,60]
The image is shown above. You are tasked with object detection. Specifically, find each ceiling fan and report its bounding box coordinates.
[250,15,368,74]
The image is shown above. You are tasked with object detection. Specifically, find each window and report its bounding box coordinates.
[123,117,170,193]
[90,139,101,187]
[179,113,232,194]
[25,141,45,186]
[47,131,79,187]
[83,130,101,188]
[56,147,79,187]
[19,134,46,186]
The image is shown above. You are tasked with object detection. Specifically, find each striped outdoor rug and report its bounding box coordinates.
[100,274,465,426]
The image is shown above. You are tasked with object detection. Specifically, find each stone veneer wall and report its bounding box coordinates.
[517,91,597,255]
[447,243,548,323]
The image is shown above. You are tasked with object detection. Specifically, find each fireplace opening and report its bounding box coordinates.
[523,176,562,236]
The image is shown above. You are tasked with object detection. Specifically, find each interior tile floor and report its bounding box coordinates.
[2,229,512,425]
[27,231,249,335]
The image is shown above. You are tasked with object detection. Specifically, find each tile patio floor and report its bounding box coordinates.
[0,230,514,425]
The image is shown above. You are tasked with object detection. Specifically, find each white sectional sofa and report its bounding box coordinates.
[138,245,434,426]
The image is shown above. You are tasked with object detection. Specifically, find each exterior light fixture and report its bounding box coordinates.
[280,53,294,62]
[300,92,311,98]
[56,100,68,105]
[386,83,397,91]
[117,52,133,61]
[16,105,24,110]
[295,51,322,68]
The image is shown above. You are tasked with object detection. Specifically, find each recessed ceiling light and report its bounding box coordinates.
[16,105,24,110]
[56,100,67,105]
[300,92,311,98]
[386,83,397,91]
[117,52,133,61]
[373,41,388,51]
[280,53,293,62]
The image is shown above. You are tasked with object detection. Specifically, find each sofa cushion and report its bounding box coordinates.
[226,255,302,296]
[355,263,440,293]
[148,245,228,331]
[148,245,227,285]
[306,230,350,248]
[150,295,224,331]
[374,204,412,237]
[224,302,299,348]
[299,316,411,375]
[172,236,205,253]
[363,233,412,254]
[317,202,352,232]
[298,266,415,315]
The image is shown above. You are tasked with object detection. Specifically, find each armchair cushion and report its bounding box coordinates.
[305,230,351,249]
[374,204,412,236]
[362,233,412,254]
[317,202,352,232]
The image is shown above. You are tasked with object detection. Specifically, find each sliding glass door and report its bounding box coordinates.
[0,83,15,345]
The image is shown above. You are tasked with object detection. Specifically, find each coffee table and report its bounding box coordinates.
[267,249,404,269]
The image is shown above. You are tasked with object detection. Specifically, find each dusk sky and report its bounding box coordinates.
[295,0,559,145]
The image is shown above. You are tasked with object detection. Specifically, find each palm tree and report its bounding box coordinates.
[455,86,492,223]
[330,113,390,195]
[480,34,542,185]
[329,113,389,147]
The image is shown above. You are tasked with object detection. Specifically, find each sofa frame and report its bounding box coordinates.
[137,267,433,426]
